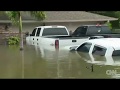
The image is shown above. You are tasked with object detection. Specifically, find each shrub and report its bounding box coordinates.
[7,36,20,45]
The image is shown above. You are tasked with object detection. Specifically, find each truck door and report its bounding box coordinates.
[30,28,37,45]
[35,28,41,45]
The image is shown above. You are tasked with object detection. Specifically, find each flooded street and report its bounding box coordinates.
[0,45,120,79]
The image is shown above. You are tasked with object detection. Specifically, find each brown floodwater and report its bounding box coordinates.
[0,45,120,79]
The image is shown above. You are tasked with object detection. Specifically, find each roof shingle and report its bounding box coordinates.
[43,11,118,22]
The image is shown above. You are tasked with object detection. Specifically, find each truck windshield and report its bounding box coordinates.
[42,28,68,36]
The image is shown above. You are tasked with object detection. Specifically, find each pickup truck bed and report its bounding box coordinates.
[40,36,89,50]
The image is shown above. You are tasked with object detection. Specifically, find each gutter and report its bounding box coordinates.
[0,18,118,23]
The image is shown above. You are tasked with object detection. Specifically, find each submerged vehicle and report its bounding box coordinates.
[70,38,120,56]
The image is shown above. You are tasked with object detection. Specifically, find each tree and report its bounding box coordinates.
[5,11,46,50]
[88,11,120,28]
[105,21,112,29]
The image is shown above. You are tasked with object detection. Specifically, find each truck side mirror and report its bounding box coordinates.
[25,32,29,36]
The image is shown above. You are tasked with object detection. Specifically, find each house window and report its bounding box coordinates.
[0,23,11,31]
[5,25,8,31]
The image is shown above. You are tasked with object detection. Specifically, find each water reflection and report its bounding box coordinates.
[25,41,120,79]
[76,51,120,78]
[26,45,82,78]
[1,41,120,78]
[26,43,115,78]
[76,52,120,66]
[20,50,25,78]
[0,45,22,78]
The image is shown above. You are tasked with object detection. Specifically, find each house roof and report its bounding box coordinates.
[43,11,118,22]
[0,11,118,23]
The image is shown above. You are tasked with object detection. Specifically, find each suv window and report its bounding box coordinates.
[112,50,120,56]
[77,43,92,53]
[92,45,107,56]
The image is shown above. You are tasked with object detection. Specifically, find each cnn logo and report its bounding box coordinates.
[106,70,117,75]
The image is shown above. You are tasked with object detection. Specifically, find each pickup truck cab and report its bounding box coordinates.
[72,25,120,38]
[26,26,90,50]
[70,38,120,56]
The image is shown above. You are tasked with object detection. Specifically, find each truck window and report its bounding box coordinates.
[101,26,111,34]
[92,45,107,56]
[87,26,101,35]
[36,28,41,36]
[87,26,111,35]
[112,50,120,56]
[42,28,68,36]
[31,28,37,36]
[77,43,92,53]
[72,26,87,36]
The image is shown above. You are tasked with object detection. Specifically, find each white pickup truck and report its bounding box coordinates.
[26,26,90,50]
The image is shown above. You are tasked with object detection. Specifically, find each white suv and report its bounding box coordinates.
[70,38,120,56]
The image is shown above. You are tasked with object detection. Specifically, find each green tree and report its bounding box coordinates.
[5,11,46,50]
[105,21,112,29]
[87,11,120,28]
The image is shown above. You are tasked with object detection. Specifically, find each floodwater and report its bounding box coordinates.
[0,44,120,79]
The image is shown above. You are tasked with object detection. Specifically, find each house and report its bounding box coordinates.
[0,11,118,33]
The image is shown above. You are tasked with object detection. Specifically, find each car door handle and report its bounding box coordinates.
[72,40,77,42]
